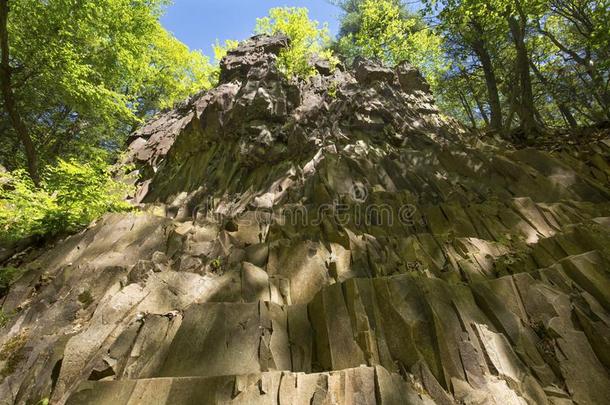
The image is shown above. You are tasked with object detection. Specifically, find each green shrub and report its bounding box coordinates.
[0,158,132,243]
[0,171,56,241]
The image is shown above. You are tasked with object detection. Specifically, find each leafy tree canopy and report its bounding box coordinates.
[335,0,447,90]
[421,0,610,131]
[255,7,337,78]
[1,0,217,173]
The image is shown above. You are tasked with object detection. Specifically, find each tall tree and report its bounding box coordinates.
[420,0,509,130]
[506,0,539,137]
[0,0,38,182]
[470,21,504,131]
[422,0,609,133]
[535,0,610,120]
[1,0,216,176]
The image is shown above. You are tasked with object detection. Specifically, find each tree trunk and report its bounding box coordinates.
[505,86,518,131]
[470,29,503,131]
[536,22,610,120]
[458,91,477,128]
[507,10,538,139]
[529,60,578,128]
[460,67,490,125]
[0,0,38,184]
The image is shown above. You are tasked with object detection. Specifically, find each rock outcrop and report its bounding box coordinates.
[1,35,610,405]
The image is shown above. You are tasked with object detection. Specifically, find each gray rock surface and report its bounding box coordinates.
[1,35,610,404]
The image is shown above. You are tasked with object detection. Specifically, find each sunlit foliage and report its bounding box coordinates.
[255,7,338,78]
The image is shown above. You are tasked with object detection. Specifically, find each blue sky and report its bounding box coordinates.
[161,1,342,57]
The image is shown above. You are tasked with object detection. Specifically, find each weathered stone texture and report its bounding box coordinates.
[1,35,610,404]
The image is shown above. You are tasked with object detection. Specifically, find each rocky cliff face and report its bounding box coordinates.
[1,35,610,405]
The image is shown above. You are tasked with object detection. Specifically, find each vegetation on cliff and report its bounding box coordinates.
[1,1,608,246]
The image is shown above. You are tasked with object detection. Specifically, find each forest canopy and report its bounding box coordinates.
[332,0,609,137]
[1,0,609,243]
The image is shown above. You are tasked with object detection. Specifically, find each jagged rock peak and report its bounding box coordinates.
[125,35,458,204]
[219,34,290,83]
